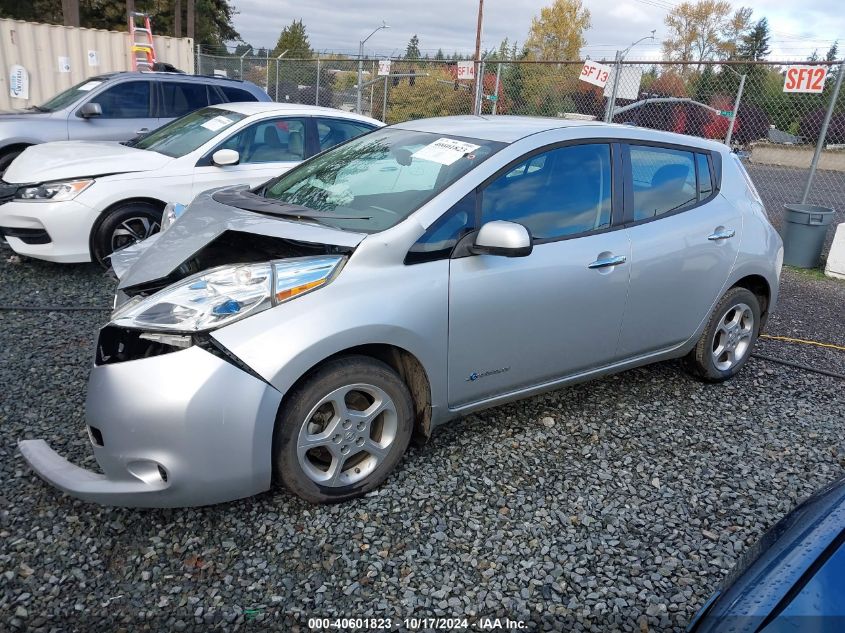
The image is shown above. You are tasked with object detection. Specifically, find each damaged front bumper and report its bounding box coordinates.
[19,342,283,508]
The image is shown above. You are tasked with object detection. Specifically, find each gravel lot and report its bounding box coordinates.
[1,241,844,633]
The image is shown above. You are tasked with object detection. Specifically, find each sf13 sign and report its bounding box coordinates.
[580,60,612,88]
[783,65,828,93]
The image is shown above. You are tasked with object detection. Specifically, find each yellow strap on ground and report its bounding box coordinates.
[761,334,845,352]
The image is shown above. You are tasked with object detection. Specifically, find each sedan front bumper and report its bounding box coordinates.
[19,344,283,508]
[0,198,98,263]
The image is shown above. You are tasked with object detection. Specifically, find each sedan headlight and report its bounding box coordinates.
[111,255,345,332]
[16,179,95,201]
[160,202,186,232]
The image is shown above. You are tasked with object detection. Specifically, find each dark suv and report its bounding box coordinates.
[0,71,271,173]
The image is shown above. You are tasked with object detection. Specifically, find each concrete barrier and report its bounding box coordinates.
[826,223,845,279]
[750,142,845,173]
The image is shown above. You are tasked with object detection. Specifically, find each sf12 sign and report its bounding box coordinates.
[783,65,828,93]
[580,60,612,89]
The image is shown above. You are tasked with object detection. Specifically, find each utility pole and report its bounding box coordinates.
[473,0,484,115]
[62,0,80,27]
[174,0,182,38]
[186,0,195,41]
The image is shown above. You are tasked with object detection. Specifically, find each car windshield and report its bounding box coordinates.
[262,128,506,233]
[36,77,110,112]
[133,107,246,158]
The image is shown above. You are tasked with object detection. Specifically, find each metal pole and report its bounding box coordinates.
[315,57,321,105]
[382,75,388,122]
[357,41,364,114]
[275,60,279,101]
[195,43,200,75]
[725,73,746,147]
[492,62,501,115]
[801,58,845,204]
[605,51,622,122]
[265,49,270,92]
[370,61,376,115]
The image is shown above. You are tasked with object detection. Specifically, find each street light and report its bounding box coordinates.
[357,21,389,114]
[721,64,747,147]
[274,49,288,102]
[239,46,252,80]
[604,30,656,122]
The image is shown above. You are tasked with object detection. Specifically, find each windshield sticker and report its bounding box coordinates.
[411,138,481,166]
[201,115,234,132]
[77,81,102,92]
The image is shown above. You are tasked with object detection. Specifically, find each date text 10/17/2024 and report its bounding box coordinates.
[307,617,527,630]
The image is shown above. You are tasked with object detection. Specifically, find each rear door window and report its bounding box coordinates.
[315,118,376,152]
[629,145,698,221]
[697,153,714,198]
[160,82,210,117]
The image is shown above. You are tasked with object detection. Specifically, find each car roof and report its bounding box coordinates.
[209,102,383,125]
[392,115,726,151]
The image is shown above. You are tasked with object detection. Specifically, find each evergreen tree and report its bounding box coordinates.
[434,48,445,60]
[405,34,421,59]
[737,18,770,61]
[273,19,312,57]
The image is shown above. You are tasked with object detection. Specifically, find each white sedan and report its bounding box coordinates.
[0,103,381,265]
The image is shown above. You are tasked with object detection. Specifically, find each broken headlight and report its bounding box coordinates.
[111,255,345,332]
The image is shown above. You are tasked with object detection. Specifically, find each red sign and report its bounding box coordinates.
[783,65,828,93]
[580,60,612,88]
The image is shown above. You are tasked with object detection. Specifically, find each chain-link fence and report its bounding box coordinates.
[197,49,845,230]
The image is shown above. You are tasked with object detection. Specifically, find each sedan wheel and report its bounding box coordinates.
[110,215,160,253]
[274,355,414,503]
[684,286,761,382]
[91,201,163,268]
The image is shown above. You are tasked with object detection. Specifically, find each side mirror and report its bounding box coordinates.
[79,102,102,118]
[471,221,533,257]
[212,149,240,166]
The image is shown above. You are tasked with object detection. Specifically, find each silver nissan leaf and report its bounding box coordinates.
[19,116,783,507]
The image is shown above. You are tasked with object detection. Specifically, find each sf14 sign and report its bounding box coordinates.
[457,61,475,81]
[783,65,828,93]
[580,60,612,89]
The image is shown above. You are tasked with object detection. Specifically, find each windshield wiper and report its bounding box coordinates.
[213,188,371,220]
[26,105,48,112]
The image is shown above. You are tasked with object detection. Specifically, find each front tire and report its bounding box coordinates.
[273,355,414,503]
[91,201,162,268]
[684,286,761,382]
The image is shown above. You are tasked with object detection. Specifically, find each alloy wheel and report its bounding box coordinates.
[711,302,755,371]
[296,383,398,487]
[110,216,160,253]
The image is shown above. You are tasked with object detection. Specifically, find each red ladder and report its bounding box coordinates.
[129,12,157,71]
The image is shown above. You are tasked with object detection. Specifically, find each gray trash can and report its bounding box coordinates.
[781,204,835,268]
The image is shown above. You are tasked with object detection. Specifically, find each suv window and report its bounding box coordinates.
[629,145,697,221]
[161,82,210,117]
[90,80,152,118]
[218,118,307,163]
[481,143,612,240]
[316,118,376,152]
[221,86,260,103]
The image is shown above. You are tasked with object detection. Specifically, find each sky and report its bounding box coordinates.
[229,0,843,62]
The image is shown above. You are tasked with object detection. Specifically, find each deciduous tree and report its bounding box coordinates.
[524,0,590,61]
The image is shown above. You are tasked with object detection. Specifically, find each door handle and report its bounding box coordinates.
[588,255,627,269]
[707,229,736,241]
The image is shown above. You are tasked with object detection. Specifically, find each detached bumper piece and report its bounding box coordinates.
[0,226,51,244]
[18,439,168,503]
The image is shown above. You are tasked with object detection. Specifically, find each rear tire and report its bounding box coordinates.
[273,355,414,503]
[91,201,162,268]
[684,286,761,382]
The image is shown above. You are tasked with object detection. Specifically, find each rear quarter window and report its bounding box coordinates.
[221,86,259,102]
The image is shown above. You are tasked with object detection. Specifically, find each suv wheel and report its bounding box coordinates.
[273,355,414,503]
[684,286,761,382]
[91,202,162,268]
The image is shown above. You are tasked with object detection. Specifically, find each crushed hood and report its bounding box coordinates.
[116,187,367,290]
[3,141,173,184]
